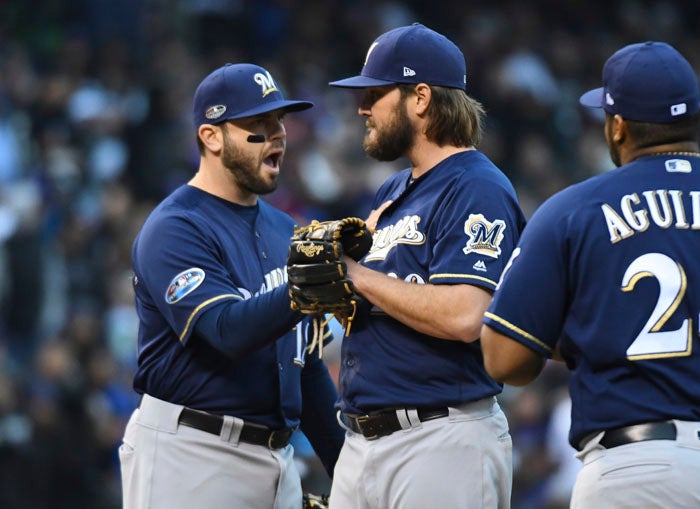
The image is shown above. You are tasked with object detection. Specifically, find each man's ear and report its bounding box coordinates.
[413,83,432,116]
[611,114,628,145]
[198,124,224,154]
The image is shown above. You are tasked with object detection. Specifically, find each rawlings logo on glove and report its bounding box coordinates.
[296,243,327,257]
[287,218,373,357]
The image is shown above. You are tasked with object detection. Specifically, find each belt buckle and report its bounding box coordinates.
[356,415,379,440]
[267,429,289,449]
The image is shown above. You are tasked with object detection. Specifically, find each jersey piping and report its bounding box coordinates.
[483,311,552,353]
[179,294,243,342]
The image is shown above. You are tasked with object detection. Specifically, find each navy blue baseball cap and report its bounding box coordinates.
[579,41,700,123]
[329,23,467,90]
[193,63,313,127]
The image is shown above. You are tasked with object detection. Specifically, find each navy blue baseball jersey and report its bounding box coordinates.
[484,153,700,447]
[132,185,324,429]
[339,150,526,413]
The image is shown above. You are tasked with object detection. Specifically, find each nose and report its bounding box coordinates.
[358,93,373,116]
[267,118,286,141]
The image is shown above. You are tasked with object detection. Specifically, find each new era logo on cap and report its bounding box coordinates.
[403,67,416,77]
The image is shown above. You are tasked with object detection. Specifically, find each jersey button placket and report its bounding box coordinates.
[254,230,267,259]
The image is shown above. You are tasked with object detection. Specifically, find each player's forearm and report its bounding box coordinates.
[195,284,303,359]
[348,262,489,342]
[481,325,546,385]
[300,363,345,478]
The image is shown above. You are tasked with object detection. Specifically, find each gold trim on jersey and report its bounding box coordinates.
[626,324,693,361]
[483,312,552,353]
[429,273,497,287]
[179,294,243,342]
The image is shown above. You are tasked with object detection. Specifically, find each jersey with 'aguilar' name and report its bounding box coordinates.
[484,154,700,447]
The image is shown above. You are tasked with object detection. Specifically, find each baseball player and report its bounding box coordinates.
[481,42,700,508]
[327,24,526,508]
[119,63,344,509]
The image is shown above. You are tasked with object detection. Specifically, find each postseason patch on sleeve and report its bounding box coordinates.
[165,268,206,304]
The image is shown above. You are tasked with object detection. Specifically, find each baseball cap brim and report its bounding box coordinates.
[579,87,604,108]
[223,99,313,121]
[329,75,397,88]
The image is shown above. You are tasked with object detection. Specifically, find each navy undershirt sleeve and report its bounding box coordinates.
[300,357,344,478]
[194,284,303,359]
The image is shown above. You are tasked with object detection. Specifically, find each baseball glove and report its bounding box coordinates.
[303,493,329,509]
[287,218,373,357]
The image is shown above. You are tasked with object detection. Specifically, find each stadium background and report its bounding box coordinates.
[0,1,698,507]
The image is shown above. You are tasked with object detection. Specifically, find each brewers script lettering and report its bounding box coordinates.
[365,215,426,262]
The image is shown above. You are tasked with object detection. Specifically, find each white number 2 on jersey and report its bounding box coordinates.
[621,252,693,360]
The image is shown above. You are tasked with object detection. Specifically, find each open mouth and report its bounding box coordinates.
[263,150,283,168]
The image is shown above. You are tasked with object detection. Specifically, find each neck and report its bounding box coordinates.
[189,159,258,206]
[407,139,473,178]
[624,141,700,165]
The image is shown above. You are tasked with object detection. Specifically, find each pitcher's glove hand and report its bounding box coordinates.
[303,493,329,509]
[287,218,372,356]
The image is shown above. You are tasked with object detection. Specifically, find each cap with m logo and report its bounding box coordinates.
[193,63,313,127]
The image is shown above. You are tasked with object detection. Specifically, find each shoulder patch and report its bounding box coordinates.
[165,268,205,304]
[463,213,506,258]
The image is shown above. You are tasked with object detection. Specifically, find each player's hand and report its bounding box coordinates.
[365,200,393,231]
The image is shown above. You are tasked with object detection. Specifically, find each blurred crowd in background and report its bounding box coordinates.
[0,1,698,507]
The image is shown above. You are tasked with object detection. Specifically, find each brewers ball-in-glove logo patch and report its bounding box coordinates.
[463,214,506,258]
[165,268,205,304]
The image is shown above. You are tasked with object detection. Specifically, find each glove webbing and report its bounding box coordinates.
[306,299,358,359]
[303,492,330,509]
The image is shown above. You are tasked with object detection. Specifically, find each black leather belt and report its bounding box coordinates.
[599,421,677,449]
[343,407,449,440]
[178,407,294,449]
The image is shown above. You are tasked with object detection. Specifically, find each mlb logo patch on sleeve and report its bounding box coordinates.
[165,268,206,304]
